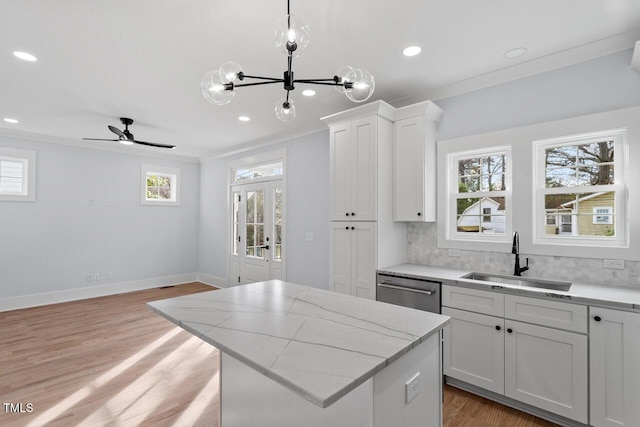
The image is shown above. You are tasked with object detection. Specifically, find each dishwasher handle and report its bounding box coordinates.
[378,283,434,296]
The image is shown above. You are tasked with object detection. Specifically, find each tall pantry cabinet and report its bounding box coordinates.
[322,100,443,299]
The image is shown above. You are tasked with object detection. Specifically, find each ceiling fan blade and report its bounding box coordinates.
[108,125,126,139]
[83,138,119,141]
[133,140,176,149]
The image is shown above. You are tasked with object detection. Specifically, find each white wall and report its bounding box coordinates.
[0,135,201,307]
[408,49,640,288]
[198,130,331,290]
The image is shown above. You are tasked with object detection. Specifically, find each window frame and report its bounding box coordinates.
[532,129,627,248]
[446,146,512,243]
[0,147,36,202]
[140,164,180,206]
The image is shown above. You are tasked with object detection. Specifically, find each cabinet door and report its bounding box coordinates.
[394,116,425,221]
[590,308,640,427]
[330,123,352,220]
[442,307,505,394]
[331,223,352,295]
[350,117,377,221]
[504,320,588,423]
[350,222,376,299]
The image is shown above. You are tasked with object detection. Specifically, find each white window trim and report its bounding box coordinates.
[0,147,36,202]
[532,128,628,248]
[140,164,181,206]
[446,146,512,244]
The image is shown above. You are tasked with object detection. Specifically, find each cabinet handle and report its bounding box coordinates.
[417,212,421,216]
[507,328,513,333]
[351,212,355,216]
[345,226,349,230]
[594,316,602,322]
[346,213,350,216]
[351,227,355,230]
[495,325,501,331]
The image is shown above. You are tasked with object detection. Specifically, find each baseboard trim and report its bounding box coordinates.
[196,273,228,288]
[445,377,587,427]
[0,273,203,312]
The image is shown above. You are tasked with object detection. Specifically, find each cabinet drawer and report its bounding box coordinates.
[505,295,587,333]
[442,285,504,317]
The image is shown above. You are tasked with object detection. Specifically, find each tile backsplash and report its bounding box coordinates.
[408,223,640,289]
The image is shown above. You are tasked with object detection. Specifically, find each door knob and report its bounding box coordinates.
[507,328,513,333]
[259,245,270,250]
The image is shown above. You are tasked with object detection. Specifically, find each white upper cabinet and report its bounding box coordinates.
[329,116,378,221]
[393,101,443,222]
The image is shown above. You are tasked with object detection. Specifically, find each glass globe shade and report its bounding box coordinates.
[334,65,353,93]
[219,61,244,84]
[275,98,296,122]
[201,70,235,105]
[344,68,375,103]
[275,14,310,57]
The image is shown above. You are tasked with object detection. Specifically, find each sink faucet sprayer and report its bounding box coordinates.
[512,231,529,276]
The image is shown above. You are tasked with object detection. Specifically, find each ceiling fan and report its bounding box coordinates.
[83,118,175,149]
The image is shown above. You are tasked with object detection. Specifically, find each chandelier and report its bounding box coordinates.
[201,0,375,121]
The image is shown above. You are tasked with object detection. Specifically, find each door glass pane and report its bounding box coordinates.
[245,190,265,258]
[274,187,283,261]
[232,191,239,255]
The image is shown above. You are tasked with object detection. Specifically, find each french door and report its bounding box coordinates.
[229,180,285,285]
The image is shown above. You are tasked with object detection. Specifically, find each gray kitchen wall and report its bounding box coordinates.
[407,49,640,288]
[0,134,201,308]
[198,130,330,290]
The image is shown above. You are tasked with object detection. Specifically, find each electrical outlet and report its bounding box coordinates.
[405,372,421,403]
[92,273,100,281]
[603,259,625,269]
[86,274,92,282]
[106,272,113,280]
[305,232,315,242]
[448,249,461,257]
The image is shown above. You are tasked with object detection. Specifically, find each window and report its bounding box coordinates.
[447,147,511,241]
[233,161,283,183]
[533,129,626,246]
[140,164,180,206]
[0,147,36,202]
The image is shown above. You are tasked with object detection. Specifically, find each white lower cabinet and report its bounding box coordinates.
[589,307,640,427]
[504,320,588,424]
[442,307,504,394]
[443,285,588,424]
[331,222,376,299]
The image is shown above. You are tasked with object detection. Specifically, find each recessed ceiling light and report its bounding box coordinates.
[13,51,38,62]
[238,116,251,122]
[503,47,528,59]
[302,89,316,97]
[402,46,421,57]
[3,118,19,124]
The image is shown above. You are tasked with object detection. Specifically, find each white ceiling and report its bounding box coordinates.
[2,0,639,159]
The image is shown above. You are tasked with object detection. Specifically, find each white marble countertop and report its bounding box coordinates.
[147,280,449,408]
[379,263,640,311]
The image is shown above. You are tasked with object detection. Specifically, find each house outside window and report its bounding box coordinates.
[0,147,36,202]
[447,146,512,242]
[141,164,180,206]
[533,129,626,246]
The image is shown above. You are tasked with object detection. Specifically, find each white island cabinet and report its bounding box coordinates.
[148,280,449,427]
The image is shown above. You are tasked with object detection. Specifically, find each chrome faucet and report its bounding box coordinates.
[512,231,529,276]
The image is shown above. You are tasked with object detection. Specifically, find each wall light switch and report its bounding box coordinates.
[405,372,421,403]
[305,232,315,242]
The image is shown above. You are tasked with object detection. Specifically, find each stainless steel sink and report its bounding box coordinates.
[462,272,571,292]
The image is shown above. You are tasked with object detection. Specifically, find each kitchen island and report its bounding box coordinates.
[148,280,449,427]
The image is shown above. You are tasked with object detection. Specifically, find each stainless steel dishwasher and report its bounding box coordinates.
[376,272,441,313]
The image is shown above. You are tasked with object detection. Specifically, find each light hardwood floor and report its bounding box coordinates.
[1,283,558,427]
